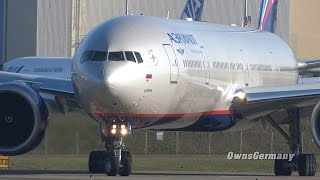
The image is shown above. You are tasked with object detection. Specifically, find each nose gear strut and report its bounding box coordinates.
[89,115,132,176]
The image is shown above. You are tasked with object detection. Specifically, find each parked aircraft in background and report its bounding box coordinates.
[0,0,320,177]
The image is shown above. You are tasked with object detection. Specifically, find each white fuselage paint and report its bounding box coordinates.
[4,15,299,131]
[72,16,298,131]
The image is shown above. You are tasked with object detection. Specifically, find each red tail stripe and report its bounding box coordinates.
[261,0,275,30]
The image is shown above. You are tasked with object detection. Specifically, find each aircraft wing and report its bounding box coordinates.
[0,71,74,96]
[230,82,320,120]
[298,60,320,70]
[0,71,77,113]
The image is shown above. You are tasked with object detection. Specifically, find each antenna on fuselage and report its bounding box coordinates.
[125,0,129,15]
[242,0,251,27]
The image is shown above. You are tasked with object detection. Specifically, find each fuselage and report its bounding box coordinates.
[3,15,299,132]
[72,15,298,131]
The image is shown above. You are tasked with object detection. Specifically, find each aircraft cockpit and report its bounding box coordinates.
[80,51,143,64]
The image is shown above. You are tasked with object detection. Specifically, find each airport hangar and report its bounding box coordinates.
[0,0,319,65]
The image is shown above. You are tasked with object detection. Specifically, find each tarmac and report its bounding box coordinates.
[0,171,319,180]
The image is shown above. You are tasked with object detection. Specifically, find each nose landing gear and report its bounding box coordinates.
[89,117,132,176]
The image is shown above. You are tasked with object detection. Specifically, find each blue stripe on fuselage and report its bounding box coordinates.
[148,114,236,132]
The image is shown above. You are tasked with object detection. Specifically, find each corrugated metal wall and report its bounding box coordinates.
[0,1,5,64]
[5,0,38,61]
[290,0,320,60]
[37,0,72,57]
[3,0,290,58]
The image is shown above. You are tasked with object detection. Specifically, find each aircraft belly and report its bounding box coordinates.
[126,75,236,131]
[80,71,236,131]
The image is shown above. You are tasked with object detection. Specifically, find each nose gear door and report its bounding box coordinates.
[163,44,179,84]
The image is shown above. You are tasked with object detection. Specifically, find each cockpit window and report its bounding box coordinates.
[105,51,144,63]
[91,51,107,61]
[134,52,143,63]
[80,51,93,63]
[108,52,125,61]
[125,51,136,63]
[80,50,107,63]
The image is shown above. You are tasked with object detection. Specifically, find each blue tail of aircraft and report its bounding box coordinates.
[258,0,278,33]
[180,0,204,21]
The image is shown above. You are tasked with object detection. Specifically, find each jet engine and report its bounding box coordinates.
[0,82,48,156]
[311,100,320,149]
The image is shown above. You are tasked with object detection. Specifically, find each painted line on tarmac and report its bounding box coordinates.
[0,170,274,176]
[0,170,87,175]
[134,171,274,176]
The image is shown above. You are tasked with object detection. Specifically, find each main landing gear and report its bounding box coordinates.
[266,108,316,176]
[88,118,132,176]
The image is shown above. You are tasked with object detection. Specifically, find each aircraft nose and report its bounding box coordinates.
[101,62,144,112]
[104,63,125,88]
[102,63,123,104]
[104,62,141,88]
[101,62,136,111]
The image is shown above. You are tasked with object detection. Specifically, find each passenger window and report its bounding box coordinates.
[125,51,136,63]
[134,52,143,63]
[108,52,125,61]
[91,51,107,61]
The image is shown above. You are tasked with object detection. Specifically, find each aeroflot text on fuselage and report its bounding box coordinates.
[167,33,198,45]
[5,66,64,73]
[34,67,64,73]
[6,66,24,73]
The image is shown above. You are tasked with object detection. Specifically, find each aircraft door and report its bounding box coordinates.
[163,44,179,83]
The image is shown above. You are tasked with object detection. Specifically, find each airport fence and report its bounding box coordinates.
[30,121,320,156]
[24,112,320,156]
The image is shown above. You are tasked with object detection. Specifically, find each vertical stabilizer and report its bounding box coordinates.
[258,0,278,32]
[180,0,204,21]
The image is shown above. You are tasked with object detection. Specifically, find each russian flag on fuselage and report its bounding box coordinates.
[146,74,152,79]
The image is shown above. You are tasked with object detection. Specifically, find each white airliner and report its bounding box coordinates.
[0,0,320,177]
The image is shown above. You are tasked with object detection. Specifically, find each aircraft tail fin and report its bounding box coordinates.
[180,0,204,21]
[258,0,278,32]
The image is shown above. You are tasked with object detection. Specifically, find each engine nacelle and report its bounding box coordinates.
[311,100,320,149]
[0,82,48,156]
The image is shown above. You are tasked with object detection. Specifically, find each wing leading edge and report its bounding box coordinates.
[0,71,77,114]
[0,71,74,97]
[231,82,320,120]
[298,60,320,71]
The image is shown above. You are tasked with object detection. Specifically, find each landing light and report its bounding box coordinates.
[121,125,126,129]
[232,90,247,104]
[111,128,117,134]
[121,128,128,135]
[112,125,117,129]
